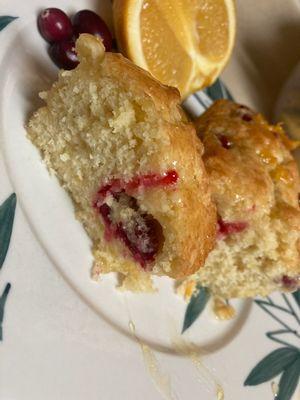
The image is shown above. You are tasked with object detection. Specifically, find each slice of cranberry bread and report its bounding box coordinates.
[194,99,300,298]
[27,34,216,291]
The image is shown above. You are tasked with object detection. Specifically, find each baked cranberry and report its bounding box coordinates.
[116,214,164,267]
[93,170,178,267]
[49,39,79,70]
[219,135,233,149]
[127,170,179,191]
[95,170,178,201]
[160,170,179,186]
[236,105,254,122]
[38,8,73,43]
[72,10,113,51]
[95,193,164,268]
[217,218,248,239]
[281,275,299,290]
[99,204,112,226]
[242,114,253,122]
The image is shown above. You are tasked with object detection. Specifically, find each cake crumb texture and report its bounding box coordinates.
[27,34,216,290]
[194,100,300,298]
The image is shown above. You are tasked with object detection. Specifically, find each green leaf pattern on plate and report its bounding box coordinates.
[0,194,17,341]
[245,292,300,399]
[0,15,18,31]
[182,286,210,333]
[0,193,17,269]
[292,290,300,308]
[244,347,300,386]
[0,16,18,32]
[277,356,300,400]
[0,283,11,340]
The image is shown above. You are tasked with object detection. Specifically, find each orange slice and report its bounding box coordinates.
[113,0,236,98]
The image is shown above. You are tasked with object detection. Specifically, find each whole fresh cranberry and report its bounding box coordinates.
[38,8,73,43]
[72,10,113,51]
[49,39,79,70]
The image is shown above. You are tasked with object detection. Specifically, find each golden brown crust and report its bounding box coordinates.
[156,122,216,278]
[195,99,300,212]
[78,34,183,122]
[104,53,182,117]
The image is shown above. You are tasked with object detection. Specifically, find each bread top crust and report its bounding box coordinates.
[77,34,185,124]
[195,100,300,222]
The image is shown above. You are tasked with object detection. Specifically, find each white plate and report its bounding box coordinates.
[0,0,299,399]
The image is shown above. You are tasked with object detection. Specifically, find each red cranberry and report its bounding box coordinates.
[217,218,248,239]
[99,203,112,227]
[38,8,73,43]
[49,39,79,70]
[94,191,164,269]
[93,170,177,267]
[128,170,179,191]
[116,214,163,267]
[235,105,254,122]
[242,114,253,122]
[98,182,116,199]
[95,170,179,202]
[219,135,233,149]
[160,170,179,186]
[98,203,116,241]
[72,10,113,51]
[281,275,299,290]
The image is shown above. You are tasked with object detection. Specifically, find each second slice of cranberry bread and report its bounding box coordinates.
[194,99,300,298]
[27,34,216,291]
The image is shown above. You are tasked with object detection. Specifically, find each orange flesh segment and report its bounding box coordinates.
[194,0,230,62]
[140,1,193,93]
[113,0,236,97]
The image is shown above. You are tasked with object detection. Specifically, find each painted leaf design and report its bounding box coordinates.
[182,286,210,333]
[0,283,11,340]
[292,289,300,307]
[204,78,234,101]
[277,356,300,400]
[0,193,17,269]
[244,347,300,386]
[0,16,18,32]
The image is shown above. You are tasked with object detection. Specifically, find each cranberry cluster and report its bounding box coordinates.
[93,171,178,268]
[38,8,113,70]
[217,217,248,240]
[97,193,164,269]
